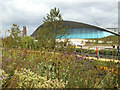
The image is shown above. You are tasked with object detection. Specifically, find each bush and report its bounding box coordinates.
[75,48,118,56]
[1,68,68,88]
[0,69,9,87]
[21,36,35,50]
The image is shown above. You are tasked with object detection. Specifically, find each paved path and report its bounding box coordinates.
[77,55,120,63]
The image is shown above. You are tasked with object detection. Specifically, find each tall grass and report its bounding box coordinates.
[1,48,119,88]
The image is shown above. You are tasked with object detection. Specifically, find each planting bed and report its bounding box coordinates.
[1,48,119,88]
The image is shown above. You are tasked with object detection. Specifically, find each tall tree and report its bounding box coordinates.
[7,24,21,48]
[37,7,70,50]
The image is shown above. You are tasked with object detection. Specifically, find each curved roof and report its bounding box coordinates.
[31,20,120,37]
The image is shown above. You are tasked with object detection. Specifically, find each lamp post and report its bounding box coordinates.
[96,30,99,59]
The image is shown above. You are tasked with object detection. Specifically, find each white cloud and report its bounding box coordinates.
[0,0,119,37]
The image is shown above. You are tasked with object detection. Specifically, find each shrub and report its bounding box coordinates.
[11,68,68,88]
[0,69,9,87]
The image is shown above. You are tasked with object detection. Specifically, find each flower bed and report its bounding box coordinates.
[1,48,119,88]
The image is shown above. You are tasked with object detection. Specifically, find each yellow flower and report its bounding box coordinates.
[104,67,109,71]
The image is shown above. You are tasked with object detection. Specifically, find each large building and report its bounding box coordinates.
[31,21,119,45]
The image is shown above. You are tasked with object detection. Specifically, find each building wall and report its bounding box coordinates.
[61,28,114,39]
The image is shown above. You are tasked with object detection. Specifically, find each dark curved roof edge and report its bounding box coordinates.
[31,20,120,37]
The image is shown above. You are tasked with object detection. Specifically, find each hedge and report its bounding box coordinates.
[75,48,118,56]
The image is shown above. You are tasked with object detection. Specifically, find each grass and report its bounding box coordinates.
[1,48,120,88]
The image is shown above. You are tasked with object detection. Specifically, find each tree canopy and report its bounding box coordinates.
[3,24,21,48]
[37,7,70,50]
[21,36,35,49]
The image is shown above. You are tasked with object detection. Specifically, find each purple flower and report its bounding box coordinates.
[6,59,9,61]
[51,80,54,83]
[18,79,20,81]
[1,75,5,80]
[74,72,76,74]
[19,53,21,56]
[73,51,77,54]
[69,62,71,64]
[63,52,66,54]
[55,58,57,60]
[76,66,78,68]
[79,57,82,60]
[11,76,14,78]
[87,62,88,64]
[75,61,77,63]
[5,68,7,71]
[81,56,83,59]
[86,54,89,57]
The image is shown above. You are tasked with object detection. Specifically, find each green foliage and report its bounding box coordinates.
[95,39,98,44]
[13,69,68,88]
[3,24,21,48]
[2,49,119,88]
[86,40,91,44]
[37,7,70,50]
[2,36,13,48]
[101,35,119,44]
[21,36,35,49]
[56,38,75,54]
[0,69,9,87]
[75,48,118,56]
[88,35,119,45]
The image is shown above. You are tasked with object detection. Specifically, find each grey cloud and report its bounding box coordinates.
[1,0,119,37]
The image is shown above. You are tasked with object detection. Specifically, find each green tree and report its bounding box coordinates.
[7,24,21,48]
[37,7,70,51]
[21,36,35,49]
[2,36,13,48]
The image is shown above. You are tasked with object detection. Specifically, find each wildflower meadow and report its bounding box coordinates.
[1,47,119,88]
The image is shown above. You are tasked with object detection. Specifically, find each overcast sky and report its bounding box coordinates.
[0,0,119,37]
